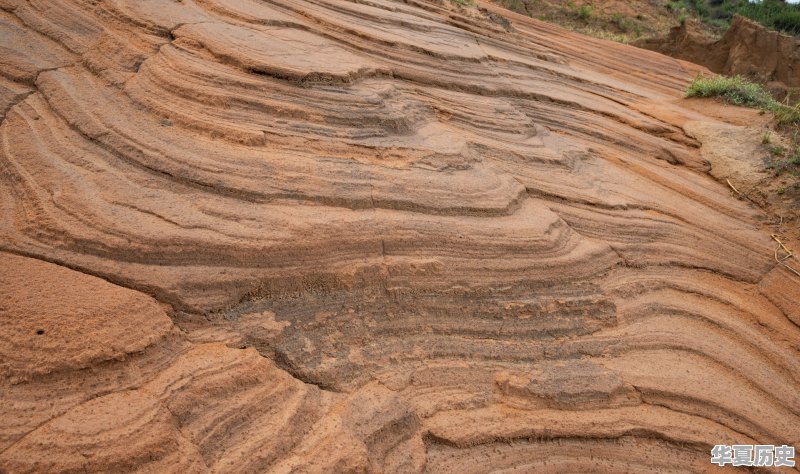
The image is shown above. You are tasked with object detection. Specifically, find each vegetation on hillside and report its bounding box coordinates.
[686,74,800,125]
[677,0,800,35]
[494,0,667,42]
[492,0,799,45]
[684,76,800,225]
[686,74,775,108]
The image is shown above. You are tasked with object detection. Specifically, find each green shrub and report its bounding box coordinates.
[578,4,592,20]
[738,0,800,35]
[667,0,683,11]
[686,0,800,36]
[772,9,800,35]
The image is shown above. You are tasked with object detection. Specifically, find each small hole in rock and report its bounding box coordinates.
[36,329,45,335]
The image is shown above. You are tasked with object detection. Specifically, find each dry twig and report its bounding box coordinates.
[726,179,741,196]
[771,234,800,278]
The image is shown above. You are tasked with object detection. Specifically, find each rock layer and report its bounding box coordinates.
[1,0,799,472]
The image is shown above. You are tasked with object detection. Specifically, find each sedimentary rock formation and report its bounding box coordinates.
[1,0,798,471]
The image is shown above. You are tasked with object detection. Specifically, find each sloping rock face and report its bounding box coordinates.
[638,15,800,95]
[1,0,799,471]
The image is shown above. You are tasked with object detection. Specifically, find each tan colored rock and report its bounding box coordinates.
[0,253,173,381]
[1,0,799,471]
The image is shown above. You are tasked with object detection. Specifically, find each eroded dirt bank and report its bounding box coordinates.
[638,15,800,97]
[1,0,799,471]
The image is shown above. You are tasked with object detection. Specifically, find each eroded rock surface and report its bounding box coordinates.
[1,0,799,471]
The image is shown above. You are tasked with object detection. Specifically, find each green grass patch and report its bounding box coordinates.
[686,74,800,126]
[774,102,800,126]
[685,74,774,108]
[737,0,800,36]
[772,145,786,156]
[678,0,800,36]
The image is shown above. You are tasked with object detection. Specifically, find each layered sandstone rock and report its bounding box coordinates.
[1,0,799,472]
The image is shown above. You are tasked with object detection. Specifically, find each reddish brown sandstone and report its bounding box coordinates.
[0,0,798,471]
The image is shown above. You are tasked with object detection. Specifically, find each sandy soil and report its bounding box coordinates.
[0,0,799,471]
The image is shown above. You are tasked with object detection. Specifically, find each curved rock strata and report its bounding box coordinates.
[0,0,799,472]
